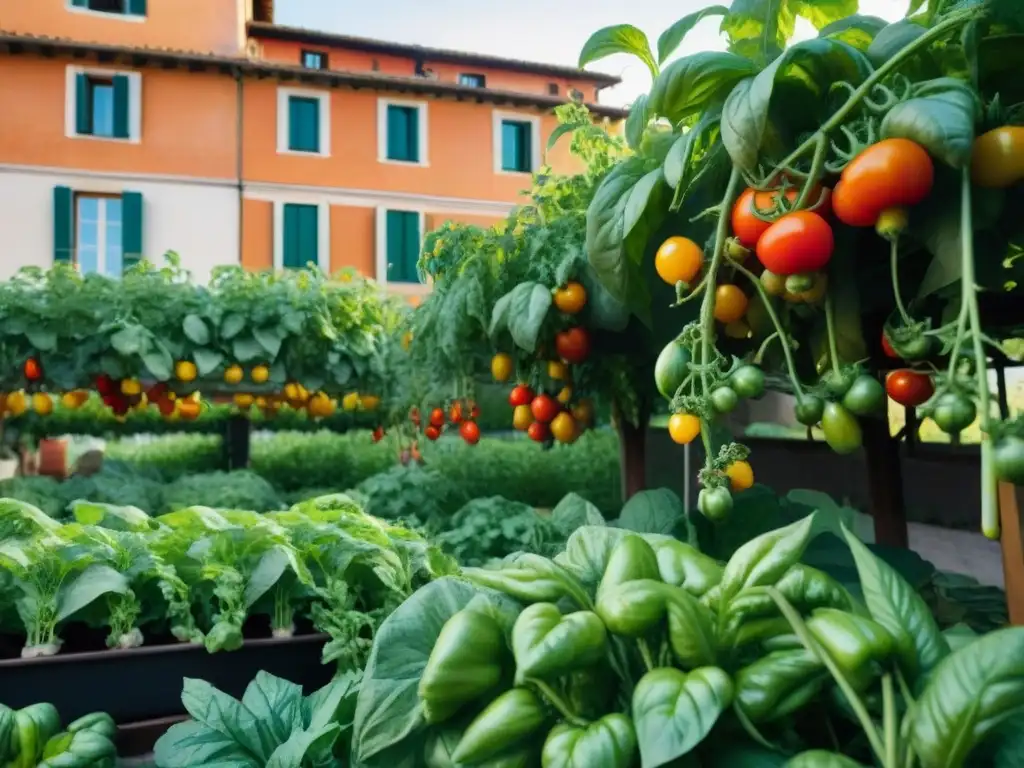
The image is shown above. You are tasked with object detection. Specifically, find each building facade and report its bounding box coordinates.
[0,0,625,295]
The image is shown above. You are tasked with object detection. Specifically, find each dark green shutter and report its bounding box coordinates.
[501,121,518,171]
[127,0,147,15]
[75,74,91,135]
[283,203,301,268]
[53,187,73,263]
[288,97,320,153]
[112,75,130,139]
[403,211,420,282]
[517,123,532,172]
[283,204,318,268]
[387,106,418,162]
[299,205,318,267]
[385,211,420,283]
[122,191,143,270]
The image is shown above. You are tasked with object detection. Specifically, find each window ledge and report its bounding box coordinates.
[277,149,331,158]
[377,157,430,168]
[70,132,140,145]
[496,169,534,176]
[67,6,146,21]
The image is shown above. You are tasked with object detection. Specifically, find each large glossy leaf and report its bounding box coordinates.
[625,94,650,152]
[351,578,519,766]
[818,15,889,50]
[866,20,926,67]
[717,513,819,606]
[579,262,630,332]
[153,719,261,768]
[657,7,729,64]
[556,525,675,586]
[632,666,734,767]
[721,39,871,171]
[881,78,981,170]
[505,282,552,353]
[786,752,867,767]
[723,0,858,64]
[617,488,684,535]
[841,526,948,685]
[180,678,266,761]
[648,52,756,126]
[239,672,304,758]
[549,493,606,537]
[56,564,130,622]
[182,314,211,345]
[265,723,340,768]
[579,24,658,78]
[910,627,1024,767]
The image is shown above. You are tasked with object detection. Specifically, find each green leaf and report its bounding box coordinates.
[818,14,889,50]
[25,328,58,352]
[70,500,152,532]
[549,493,606,537]
[840,526,949,685]
[722,39,871,171]
[183,314,211,345]
[556,526,675,587]
[488,291,513,339]
[254,326,285,360]
[648,52,756,126]
[153,719,261,768]
[233,335,264,363]
[663,107,722,190]
[179,678,266,760]
[193,348,225,377]
[910,627,1024,768]
[221,313,247,340]
[56,564,130,621]
[717,513,819,606]
[785,752,867,767]
[618,488,683,535]
[657,7,729,64]
[586,159,666,306]
[632,666,734,766]
[625,94,650,152]
[704,743,789,767]
[110,326,147,356]
[578,24,658,79]
[265,723,340,768]
[866,20,926,66]
[141,344,174,381]
[506,282,552,353]
[723,0,858,64]
[579,262,631,332]
[240,672,304,758]
[880,81,979,169]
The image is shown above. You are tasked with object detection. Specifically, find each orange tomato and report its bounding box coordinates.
[655,236,703,286]
[668,413,701,445]
[713,285,749,324]
[553,282,587,314]
[832,138,934,227]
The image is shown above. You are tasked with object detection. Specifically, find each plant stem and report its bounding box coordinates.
[526,677,588,727]
[890,239,914,326]
[771,7,983,173]
[794,133,828,209]
[734,262,805,398]
[767,588,886,763]
[825,290,843,377]
[637,638,656,672]
[883,673,897,768]
[733,703,781,752]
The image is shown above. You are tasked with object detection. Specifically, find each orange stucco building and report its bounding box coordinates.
[0,0,625,296]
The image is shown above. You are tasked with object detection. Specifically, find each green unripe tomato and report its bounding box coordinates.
[710,386,739,414]
[784,273,814,294]
[794,394,825,426]
[892,334,934,361]
[730,365,766,399]
[994,435,1024,485]
[698,487,733,522]
[931,392,977,435]
[654,342,692,401]
[821,402,863,455]
[842,375,886,417]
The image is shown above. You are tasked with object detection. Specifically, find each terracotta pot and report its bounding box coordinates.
[37,438,68,479]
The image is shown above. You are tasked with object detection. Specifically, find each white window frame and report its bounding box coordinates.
[66,0,146,21]
[374,206,431,295]
[272,200,331,273]
[65,65,143,143]
[377,98,429,167]
[492,110,541,175]
[276,87,331,157]
[75,195,124,277]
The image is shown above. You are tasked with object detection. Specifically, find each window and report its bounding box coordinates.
[384,210,422,284]
[569,88,584,101]
[379,100,427,164]
[548,83,560,96]
[70,0,146,17]
[52,187,143,273]
[72,71,133,139]
[458,73,486,88]
[301,50,327,70]
[282,204,319,269]
[277,88,330,156]
[500,119,534,173]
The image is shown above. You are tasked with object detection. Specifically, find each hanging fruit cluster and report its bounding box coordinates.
[409,399,482,446]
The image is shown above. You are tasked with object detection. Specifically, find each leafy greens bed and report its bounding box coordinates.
[0,493,452,662]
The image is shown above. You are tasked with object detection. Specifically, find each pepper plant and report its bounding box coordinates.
[577,0,1024,536]
[352,508,1024,767]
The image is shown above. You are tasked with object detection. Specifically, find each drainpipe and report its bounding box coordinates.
[235,67,245,265]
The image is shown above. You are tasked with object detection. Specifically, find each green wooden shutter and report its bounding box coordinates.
[517,123,532,172]
[75,74,92,135]
[282,204,301,268]
[112,75,130,139]
[403,211,420,282]
[501,121,518,171]
[386,106,418,162]
[288,97,320,153]
[127,0,147,15]
[122,191,143,270]
[406,108,419,161]
[385,211,420,283]
[53,187,73,263]
[299,205,318,268]
[283,204,318,268]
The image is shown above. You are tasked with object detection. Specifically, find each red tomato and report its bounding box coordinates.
[23,358,42,381]
[881,332,900,359]
[509,385,534,407]
[732,186,833,248]
[832,139,934,227]
[424,425,441,441]
[531,394,560,423]
[527,421,550,442]
[95,374,115,396]
[756,211,834,276]
[459,420,481,445]
[555,327,591,364]
[372,426,385,443]
[429,408,445,428]
[157,398,176,417]
[886,369,934,407]
[449,402,464,424]
[469,402,481,419]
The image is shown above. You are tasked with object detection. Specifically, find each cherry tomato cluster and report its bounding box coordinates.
[507,382,592,447]
[410,400,482,445]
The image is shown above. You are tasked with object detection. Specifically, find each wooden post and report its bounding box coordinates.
[862,414,909,548]
[999,481,1024,625]
[614,401,648,502]
[222,413,251,470]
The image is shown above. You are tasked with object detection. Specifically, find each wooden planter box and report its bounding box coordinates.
[0,634,332,724]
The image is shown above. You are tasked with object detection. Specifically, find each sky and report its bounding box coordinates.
[275,0,912,107]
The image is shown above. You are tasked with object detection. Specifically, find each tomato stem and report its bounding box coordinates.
[889,239,915,327]
[794,133,828,210]
[882,673,898,768]
[824,291,843,378]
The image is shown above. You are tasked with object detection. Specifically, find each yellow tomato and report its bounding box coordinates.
[726,460,755,492]
[557,386,573,405]
[255,396,268,408]
[548,360,569,380]
[553,282,587,314]
[283,382,301,401]
[491,353,514,383]
[224,365,244,385]
[308,392,336,418]
[655,236,703,286]
[512,404,533,431]
[713,285,749,324]
[361,394,381,411]
[61,390,88,409]
[234,393,254,408]
[175,360,197,383]
[668,413,701,445]
[341,392,361,411]
[250,365,270,384]
[550,412,578,444]
[121,378,142,396]
[32,393,53,416]
[7,391,28,416]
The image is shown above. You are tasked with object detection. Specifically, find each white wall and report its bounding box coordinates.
[0,166,240,283]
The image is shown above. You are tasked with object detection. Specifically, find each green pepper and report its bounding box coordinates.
[425,727,535,768]
[65,713,116,744]
[598,535,661,597]
[541,714,637,768]
[512,603,607,684]
[12,703,61,768]
[595,579,667,638]
[465,554,590,609]
[37,730,116,768]
[419,606,506,724]
[734,649,828,723]
[650,540,723,597]
[451,688,547,765]
[806,608,894,692]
